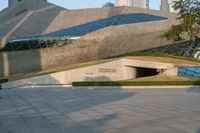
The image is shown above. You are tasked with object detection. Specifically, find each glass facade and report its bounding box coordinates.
[178,67,200,77]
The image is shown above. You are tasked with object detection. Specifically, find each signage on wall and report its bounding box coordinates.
[98,68,117,73]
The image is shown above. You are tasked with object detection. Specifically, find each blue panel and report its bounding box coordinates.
[178,67,200,77]
[44,13,167,37]
[178,68,186,73]
[10,13,167,41]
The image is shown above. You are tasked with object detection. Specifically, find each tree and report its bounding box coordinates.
[161,0,200,43]
[102,2,115,8]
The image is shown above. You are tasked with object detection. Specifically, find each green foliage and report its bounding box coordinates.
[124,51,200,62]
[0,78,8,84]
[73,80,200,86]
[161,0,200,42]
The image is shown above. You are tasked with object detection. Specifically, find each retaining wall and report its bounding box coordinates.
[1,59,176,89]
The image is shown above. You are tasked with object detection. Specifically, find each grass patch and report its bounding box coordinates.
[123,52,200,63]
[1,51,200,83]
[129,75,200,81]
[0,78,8,84]
[73,80,200,87]
[73,76,200,87]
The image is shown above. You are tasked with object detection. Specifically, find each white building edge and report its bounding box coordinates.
[160,0,179,13]
[115,0,178,13]
[115,0,149,9]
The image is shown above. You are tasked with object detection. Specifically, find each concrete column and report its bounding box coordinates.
[122,66,137,80]
[2,52,9,77]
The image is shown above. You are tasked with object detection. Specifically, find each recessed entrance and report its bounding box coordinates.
[136,67,160,78]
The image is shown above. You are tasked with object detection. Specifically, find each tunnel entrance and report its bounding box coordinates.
[136,67,160,78]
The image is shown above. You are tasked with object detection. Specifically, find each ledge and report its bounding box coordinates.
[72,80,200,87]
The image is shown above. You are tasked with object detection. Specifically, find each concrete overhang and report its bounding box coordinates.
[121,59,175,69]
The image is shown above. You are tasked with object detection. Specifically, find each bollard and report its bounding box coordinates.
[0,84,2,99]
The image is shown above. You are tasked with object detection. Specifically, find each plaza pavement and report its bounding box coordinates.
[0,86,200,133]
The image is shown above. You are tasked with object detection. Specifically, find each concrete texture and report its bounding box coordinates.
[0,3,179,77]
[0,0,63,25]
[0,87,200,133]
[1,59,177,89]
[0,3,65,46]
[0,21,177,77]
[0,5,177,42]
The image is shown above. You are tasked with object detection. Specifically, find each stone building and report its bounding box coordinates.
[8,0,47,8]
[0,0,178,77]
[0,0,64,47]
[160,0,179,13]
[115,0,149,9]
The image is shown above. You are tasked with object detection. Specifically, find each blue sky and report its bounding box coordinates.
[0,0,161,11]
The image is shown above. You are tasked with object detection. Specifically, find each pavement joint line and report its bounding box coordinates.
[72,86,200,89]
[6,84,200,90]
[1,87,200,132]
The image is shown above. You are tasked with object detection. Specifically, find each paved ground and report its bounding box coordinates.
[0,87,200,133]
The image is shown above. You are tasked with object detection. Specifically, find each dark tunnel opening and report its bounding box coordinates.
[136,67,160,78]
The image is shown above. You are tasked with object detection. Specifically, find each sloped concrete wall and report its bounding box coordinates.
[44,6,178,33]
[0,6,65,48]
[1,59,124,89]
[12,6,64,37]
[1,59,176,89]
[0,0,56,24]
[0,6,177,46]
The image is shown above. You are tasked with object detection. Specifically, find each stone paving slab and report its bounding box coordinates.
[0,87,200,133]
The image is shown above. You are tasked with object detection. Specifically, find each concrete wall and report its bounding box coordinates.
[44,6,178,33]
[0,19,176,77]
[0,0,54,24]
[2,59,124,89]
[1,59,176,89]
[0,5,64,47]
[0,6,177,46]
[0,6,179,77]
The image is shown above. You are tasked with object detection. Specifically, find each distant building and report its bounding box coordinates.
[8,0,47,8]
[9,0,18,7]
[103,2,115,8]
[115,0,149,9]
[115,0,127,6]
[160,0,179,13]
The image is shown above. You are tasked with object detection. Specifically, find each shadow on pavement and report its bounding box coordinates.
[186,87,200,93]
[61,113,119,132]
[0,82,136,133]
